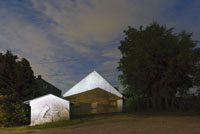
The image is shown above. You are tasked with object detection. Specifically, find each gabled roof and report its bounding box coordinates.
[63,71,122,98]
[24,94,69,105]
[36,76,61,97]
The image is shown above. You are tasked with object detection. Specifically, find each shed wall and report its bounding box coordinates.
[30,95,69,126]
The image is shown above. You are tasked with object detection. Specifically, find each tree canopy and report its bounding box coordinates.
[118,22,200,111]
[0,51,37,126]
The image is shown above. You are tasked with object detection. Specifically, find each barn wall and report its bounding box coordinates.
[70,102,118,116]
[30,95,70,126]
[66,88,121,102]
[66,88,122,116]
[117,99,123,112]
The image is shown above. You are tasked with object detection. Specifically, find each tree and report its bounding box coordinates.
[118,22,200,111]
[0,51,37,126]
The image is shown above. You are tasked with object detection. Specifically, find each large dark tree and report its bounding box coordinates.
[118,22,200,111]
[0,51,36,126]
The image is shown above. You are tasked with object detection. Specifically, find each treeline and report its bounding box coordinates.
[0,51,38,126]
[118,22,200,112]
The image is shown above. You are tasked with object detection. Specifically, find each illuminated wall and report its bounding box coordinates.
[28,94,70,126]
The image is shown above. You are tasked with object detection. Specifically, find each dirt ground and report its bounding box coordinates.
[0,114,200,134]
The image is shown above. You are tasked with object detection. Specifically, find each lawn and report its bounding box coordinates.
[0,112,200,134]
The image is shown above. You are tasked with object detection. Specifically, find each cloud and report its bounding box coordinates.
[31,0,175,46]
[0,14,55,59]
[103,60,118,67]
[102,47,122,59]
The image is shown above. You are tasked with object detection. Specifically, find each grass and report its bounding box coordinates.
[1,112,200,130]
[70,112,124,119]
[15,113,123,130]
[24,118,83,129]
[0,118,84,130]
[130,111,200,116]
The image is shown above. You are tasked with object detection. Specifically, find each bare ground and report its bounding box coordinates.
[1,114,200,134]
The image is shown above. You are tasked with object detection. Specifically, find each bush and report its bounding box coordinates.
[124,97,135,112]
[178,96,200,112]
[0,95,30,126]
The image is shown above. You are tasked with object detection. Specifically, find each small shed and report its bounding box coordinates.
[63,71,123,115]
[25,94,70,126]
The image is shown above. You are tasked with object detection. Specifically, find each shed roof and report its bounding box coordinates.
[24,94,69,104]
[63,71,122,98]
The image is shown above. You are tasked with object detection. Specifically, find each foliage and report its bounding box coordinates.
[178,96,200,111]
[0,51,36,126]
[118,22,200,111]
[124,96,135,112]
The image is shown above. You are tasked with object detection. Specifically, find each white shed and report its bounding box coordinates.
[25,94,70,126]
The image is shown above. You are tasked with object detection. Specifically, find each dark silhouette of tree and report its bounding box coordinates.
[0,51,37,126]
[118,22,200,111]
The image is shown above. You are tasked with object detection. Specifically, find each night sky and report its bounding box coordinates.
[0,0,199,93]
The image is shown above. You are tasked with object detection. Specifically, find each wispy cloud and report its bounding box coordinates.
[0,11,56,71]
[102,47,121,59]
[31,0,176,45]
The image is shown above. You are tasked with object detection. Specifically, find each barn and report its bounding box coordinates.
[25,94,70,126]
[63,71,123,115]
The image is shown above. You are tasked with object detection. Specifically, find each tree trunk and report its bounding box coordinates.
[151,97,156,111]
[147,98,150,111]
[157,97,162,111]
[165,96,169,111]
[170,96,175,110]
[136,99,140,112]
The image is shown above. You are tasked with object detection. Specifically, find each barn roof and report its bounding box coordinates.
[63,71,122,98]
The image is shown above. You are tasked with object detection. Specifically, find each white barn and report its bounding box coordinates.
[63,71,123,115]
[25,94,70,126]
